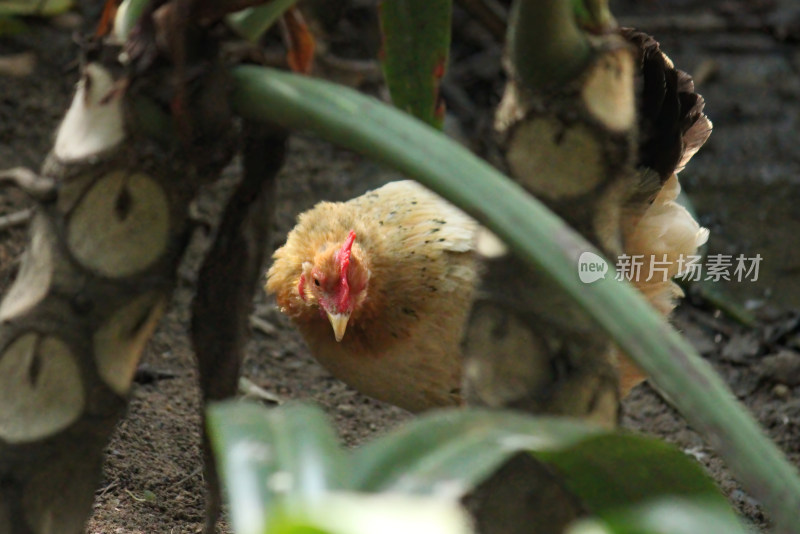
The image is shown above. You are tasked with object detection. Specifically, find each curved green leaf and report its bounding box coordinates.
[269,492,473,534]
[228,65,800,529]
[535,434,732,514]
[0,0,71,17]
[352,410,736,526]
[114,0,149,42]
[378,0,451,128]
[226,0,299,43]
[210,403,742,532]
[352,409,600,494]
[567,498,749,534]
[207,401,350,534]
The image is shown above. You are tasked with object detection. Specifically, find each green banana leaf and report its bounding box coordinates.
[208,402,744,534]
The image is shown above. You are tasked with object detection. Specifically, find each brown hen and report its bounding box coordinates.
[266,29,711,410]
[266,180,478,413]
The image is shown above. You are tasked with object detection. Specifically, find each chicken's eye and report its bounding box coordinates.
[314,278,320,286]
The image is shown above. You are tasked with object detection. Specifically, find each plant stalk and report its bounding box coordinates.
[508,0,591,90]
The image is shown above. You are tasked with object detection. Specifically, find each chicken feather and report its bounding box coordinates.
[615,29,712,394]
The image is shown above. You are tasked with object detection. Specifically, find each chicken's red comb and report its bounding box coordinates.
[335,230,356,312]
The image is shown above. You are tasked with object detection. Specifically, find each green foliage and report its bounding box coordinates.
[351,409,599,493]
[567,498,749,534]
[378,0,451,128]
[208,401,745,534]
[206,403,348,534]
[227,0,300,43]
[227,63,800,529]
[115,0,150,42]
[507,0,590,90]
[0,0,72,17]
[0,0,72,33]
[535,435,730,513]
[115,0,298,43]
[207,402,472,534]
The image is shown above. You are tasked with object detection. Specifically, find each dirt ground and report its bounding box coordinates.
[2,1,800,533]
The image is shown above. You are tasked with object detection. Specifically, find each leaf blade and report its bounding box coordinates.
[352,409,738,529]
[378,0,451,128]
[206,401,350,534]
[352,409,600,495]
[567,498,749,534]
[226,0,300,43]
[534,434,733,514]
[0,0,72,17]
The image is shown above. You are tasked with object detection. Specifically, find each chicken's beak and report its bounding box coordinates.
[326,311,351,342]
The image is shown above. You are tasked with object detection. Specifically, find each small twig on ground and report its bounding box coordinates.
[684,305,739,337]
[0,209,32,232]
[238,376,282,405]
[686,282,758,328]
[96,481,119,497]
[0,167,56,201]
[249,314,278,337]
[133,364,178,385]
[124,489,155,503]
[168,466,203,490]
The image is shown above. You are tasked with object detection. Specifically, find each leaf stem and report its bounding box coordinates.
[508,0,591,90]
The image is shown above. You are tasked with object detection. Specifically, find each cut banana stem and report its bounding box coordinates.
[0,54,238,534]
